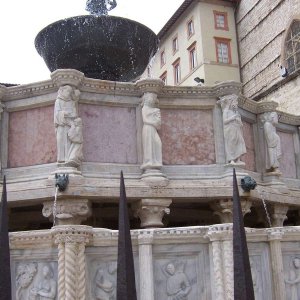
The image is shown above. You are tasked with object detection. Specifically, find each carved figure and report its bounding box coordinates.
[285,257,300,300]
[218,94,246,164]
[16,263,38,300]
[67,118,83,167]
[141,93,163,170]
[162,262,192,300]
[30,265,57,300]
[93,268,115,300]
[86,0,117,15]
[261,112,282,172]
[54,85,80,164]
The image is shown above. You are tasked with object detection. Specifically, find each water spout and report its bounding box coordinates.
[53,186,59,226]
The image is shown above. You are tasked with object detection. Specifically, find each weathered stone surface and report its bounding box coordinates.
[160,109,215,165]
[79,104,137,164]
[8,106,56,167]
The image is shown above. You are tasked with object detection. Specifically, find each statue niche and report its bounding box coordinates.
[141,92,163,171]
[54,85,83,168]
[218,94,246,165]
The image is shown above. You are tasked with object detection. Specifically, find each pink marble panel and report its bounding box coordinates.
[160,109,215,165]
[278,131,297,178]
[241,121,256,171]
[79,104,137,163]
[8,106,56,168]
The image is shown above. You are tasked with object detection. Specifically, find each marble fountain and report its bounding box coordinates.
[1,0,300,299]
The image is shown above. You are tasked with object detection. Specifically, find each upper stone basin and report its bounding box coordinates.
[35,15,158,82]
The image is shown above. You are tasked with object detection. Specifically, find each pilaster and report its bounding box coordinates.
[267,228,286,300]
[133,199,172,228]
[53,225,93,300]
[138,230,154,300]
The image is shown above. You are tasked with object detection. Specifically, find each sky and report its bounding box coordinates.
[0,0,184,85]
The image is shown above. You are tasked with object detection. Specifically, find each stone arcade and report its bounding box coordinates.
[1,71,300,299]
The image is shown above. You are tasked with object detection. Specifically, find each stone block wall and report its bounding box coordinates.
[236,0,300,99]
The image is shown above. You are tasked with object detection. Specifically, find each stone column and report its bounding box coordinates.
[207,224,233,300]
[271,203,288,227]
[267,228,286,300]
[133,198,172,228]
[138,230,154,300]
[53,225,93,300]
[43,199,91,225]
[210,199,252,223]
[207,226,226,300]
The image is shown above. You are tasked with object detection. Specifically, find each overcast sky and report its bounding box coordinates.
[0,0,183,84]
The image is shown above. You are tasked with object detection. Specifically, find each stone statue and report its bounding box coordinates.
[261,112,282,172]
[30,265,57,300]
[67,118,83,167]
[141,92,163,171]
[54,85,80,165]
[16,262,38,300]
[86,0,117,16]
[162,262,192,300]
[93,268,115,300]
[285,257,300,300]
[218,94,246,164]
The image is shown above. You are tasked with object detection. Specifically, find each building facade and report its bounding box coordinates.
[150,0,240,86]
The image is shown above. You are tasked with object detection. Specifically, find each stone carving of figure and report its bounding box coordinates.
[285,257,300,300]
[16,263,38,300]
[261,112,282,172]
[93,268,115,300]
[67,117,83,167]
[86,0,117,15]
[218,94,246,164]
[141,92,163,171]
[162,262,192,300]
[54,85,80,164]
[30,265,57,300]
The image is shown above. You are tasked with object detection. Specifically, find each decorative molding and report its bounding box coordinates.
[271,204,289,227]
[9,230,54,248]
[43,199,91,226]
[257,101,279,114]
[52,225,93,245]
[133,198,172,228]
[136,78,165,94]
[51,69,85,88]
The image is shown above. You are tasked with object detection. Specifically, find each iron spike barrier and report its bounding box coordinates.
[0,176,12,300]
[233,168,255,300]
[117,171,137,300]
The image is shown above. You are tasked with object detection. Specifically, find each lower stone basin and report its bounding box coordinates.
[35,15,158,81]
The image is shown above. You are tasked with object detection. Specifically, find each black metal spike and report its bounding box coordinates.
[0,176,12,300]
[116,171,137,300]
[233,168,255,300]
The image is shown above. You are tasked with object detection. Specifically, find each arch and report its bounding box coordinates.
[281,16,300,74]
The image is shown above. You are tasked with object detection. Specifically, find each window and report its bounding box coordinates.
[214,11,228,31]
[160,71,167,85]
[160,50,166,67]
[284,20,300,74]
[173,59,181,85]
[172,36,179,54]
[188,43,197,70]
[215,38,232,64]
[187,19,194,38]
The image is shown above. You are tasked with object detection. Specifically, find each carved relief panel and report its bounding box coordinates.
[282,242,300,300]
[248,243,273,300]
[13,261,58,300]
[153,244,211,300]
[86,246,140,300]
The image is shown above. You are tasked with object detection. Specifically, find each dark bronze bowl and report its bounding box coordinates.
[35,15,158,81]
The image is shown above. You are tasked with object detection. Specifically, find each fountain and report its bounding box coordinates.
[34,0,158,81]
